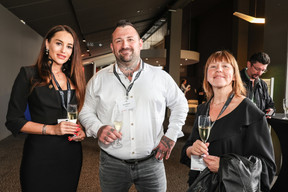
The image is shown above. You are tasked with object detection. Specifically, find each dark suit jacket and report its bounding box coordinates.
[6,66,77,135]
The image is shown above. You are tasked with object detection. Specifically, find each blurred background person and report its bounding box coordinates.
[240,52,275,118]
[181,78,191,96]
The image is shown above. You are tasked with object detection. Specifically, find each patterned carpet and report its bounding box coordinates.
[0,115,195,192]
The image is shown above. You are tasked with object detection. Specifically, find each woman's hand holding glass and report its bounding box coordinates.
[187,140,210,157]
[66,104,85,141]
[49,121,80,135]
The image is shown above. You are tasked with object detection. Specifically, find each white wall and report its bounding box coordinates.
[0,4,43,141]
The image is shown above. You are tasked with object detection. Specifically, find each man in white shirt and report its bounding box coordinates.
[79,20,188,192]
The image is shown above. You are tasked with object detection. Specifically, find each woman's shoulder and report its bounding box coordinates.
[19,65,37,78]
[197,102,209,114]
[236,97,265,124]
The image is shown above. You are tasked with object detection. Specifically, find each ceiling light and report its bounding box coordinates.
[99,43,102,47]
[233,12,265,24]
[20,20,26,24]
[87,49,90,52]
[82,39,86,42]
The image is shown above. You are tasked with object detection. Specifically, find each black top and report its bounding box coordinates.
[180,98,276,192]
[6,66,73,134]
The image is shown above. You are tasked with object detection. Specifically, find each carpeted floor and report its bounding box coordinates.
[0,115,195,192]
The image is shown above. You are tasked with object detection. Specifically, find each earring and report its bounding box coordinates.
[45,49,49,55]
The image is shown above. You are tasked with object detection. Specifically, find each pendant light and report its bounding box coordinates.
[233,0,265,24]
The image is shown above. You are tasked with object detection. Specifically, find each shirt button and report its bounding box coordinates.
[132,152,135,154]
[131,123,134,126]
[132,138,134,140]
[130,96,133,98]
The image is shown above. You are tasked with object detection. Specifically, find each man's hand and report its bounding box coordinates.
[153,136,175,160]
[97,125,122,145]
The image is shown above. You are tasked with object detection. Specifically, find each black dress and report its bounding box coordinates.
[180,98,276,192]
[6,66,82,192]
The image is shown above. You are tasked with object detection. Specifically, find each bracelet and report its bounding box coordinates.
[42,124,47,135]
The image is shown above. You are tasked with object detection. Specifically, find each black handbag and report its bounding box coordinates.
[187,154,262,192]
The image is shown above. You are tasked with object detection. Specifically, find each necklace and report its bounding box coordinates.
[211,99,226,106]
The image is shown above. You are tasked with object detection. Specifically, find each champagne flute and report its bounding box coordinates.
[67,104,78,123]
[283,99,288,119]
[112,112,123,148]
[198,115,212,143]
[67,104,78,139]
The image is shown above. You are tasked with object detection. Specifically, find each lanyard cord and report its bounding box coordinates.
[206,93,235,128]
[113,60,144,96]
[50,65,71,110]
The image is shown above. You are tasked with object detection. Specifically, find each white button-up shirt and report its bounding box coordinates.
[79,62,188,160]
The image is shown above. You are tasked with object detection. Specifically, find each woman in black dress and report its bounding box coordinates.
[6,25,86,192]
[180,51,276,191]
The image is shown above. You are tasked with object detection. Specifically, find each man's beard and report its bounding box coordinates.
[251,74,259,79]
[118,48,134,63]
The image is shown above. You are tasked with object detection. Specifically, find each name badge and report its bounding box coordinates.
[118,97,136,111]
[190,155,207,171]
[57,119,77,123]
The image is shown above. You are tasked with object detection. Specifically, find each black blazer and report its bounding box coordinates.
[6,66,76,135]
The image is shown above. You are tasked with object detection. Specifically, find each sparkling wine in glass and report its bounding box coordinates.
[112,113,123,148]
[67,104,78,123]
[67,104,78,139]
[283,99,288,119]
[198,115,212,143]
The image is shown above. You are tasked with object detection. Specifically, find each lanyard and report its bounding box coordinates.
[113,61,144,97]
[50,68,71,111]
[206,93,234,128]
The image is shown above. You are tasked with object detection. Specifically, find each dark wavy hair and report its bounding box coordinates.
[31,25,86,111]
[249,52,270,65]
